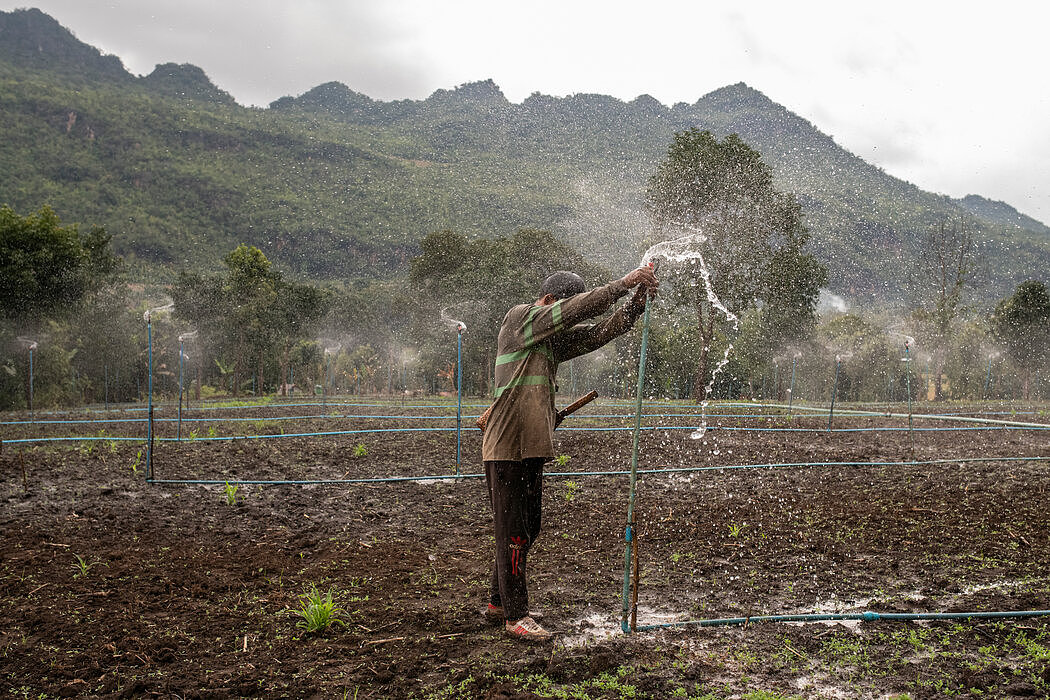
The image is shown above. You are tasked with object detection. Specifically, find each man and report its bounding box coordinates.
[482,265,658,640]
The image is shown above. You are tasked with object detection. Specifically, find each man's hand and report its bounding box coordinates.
[621,265,659,291]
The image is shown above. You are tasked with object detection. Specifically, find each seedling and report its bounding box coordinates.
[223,481,240,506]
[294,583,347,633]
[563,479,579,502]
[728,522,749,539]
[553,454,571,468]
[130,450,143,475]
[352,443,367,458]
[72,554,100,579]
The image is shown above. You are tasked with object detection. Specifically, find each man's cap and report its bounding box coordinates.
[541,271,586,300]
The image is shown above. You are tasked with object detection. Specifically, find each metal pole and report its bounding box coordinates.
[456,326,464,476]
[178,340,184,442]
[28,347,34,421]
[621,300,651,634]
[905,343,913,436]
[828,356,840,431]
[146,315,154,480]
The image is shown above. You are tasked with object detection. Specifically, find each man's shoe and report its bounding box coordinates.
[505,616,552,641]
[484,603,504,624]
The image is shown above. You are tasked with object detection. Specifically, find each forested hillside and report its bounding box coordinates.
[1,7,1048,303]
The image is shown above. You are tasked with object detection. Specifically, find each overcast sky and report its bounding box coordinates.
[5,0,1049,224]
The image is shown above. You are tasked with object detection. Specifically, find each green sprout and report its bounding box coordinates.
[72,554,100,579]
[728,522,749,539]
[553,454,571,468]
[563,479,579,502]
[223,481,240,506]
[129,449,143,475]
[352,443,367,458]
[294,584,347,634]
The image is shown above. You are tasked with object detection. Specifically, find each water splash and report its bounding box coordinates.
[143,301,174,322]
[640,232,708,267]
[638,228,738,441]
[16,336,39,350]
[440,308,466,333]
[178,330,198,343]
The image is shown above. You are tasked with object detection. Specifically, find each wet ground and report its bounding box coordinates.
[2,399,1049,698]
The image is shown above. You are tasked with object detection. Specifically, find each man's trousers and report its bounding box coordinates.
[485,458,544,621]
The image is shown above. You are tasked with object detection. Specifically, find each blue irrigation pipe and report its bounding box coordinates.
[632,609,1050,632]
[455,326,464,476]
[622,299,651,633]
[139,455,1050,487]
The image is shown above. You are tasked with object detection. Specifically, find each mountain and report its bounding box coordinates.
[956,194,1050,238]
[1,7,1048,305]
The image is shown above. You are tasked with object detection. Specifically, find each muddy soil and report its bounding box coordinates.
[2,402,1049,698]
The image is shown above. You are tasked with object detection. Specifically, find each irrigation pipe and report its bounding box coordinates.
[142,455,1050,486]
[8,422,1049,447]
[631,609,1050,632]
[731,402,1050,430]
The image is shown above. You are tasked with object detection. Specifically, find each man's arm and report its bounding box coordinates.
[550,285,649,362]
[519,267,658,350]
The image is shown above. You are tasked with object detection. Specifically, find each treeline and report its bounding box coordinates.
[2,204,1048,412]
[3,123,1049,411]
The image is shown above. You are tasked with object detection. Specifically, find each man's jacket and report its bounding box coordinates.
[481,280,641,462]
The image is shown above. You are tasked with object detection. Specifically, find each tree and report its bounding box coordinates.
[171,245,327,397]
[908,218,979,399]
[993,280,1050,399]
[0,204,119,322]
[645,129,826,400]
[408,228,605,396]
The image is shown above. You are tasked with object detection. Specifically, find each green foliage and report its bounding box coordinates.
[223,481,240,506]
[408,227,609,397]
[352,443,367,458]
[294,584,347,634]
[171,245,328,398]
[993,280,1050,398]
[645,129,826,399]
